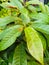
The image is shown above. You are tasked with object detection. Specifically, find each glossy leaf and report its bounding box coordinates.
[0,25,23,51]
[38,32,46,50]
[31,23,49,47]
[10,0,23,9]
[0,2,11,9]
[34,13,49,24]
[26,0,40,6]
[20,14,30,24]
[1,0,30,24]
[27,5,37,13]
[32,23,49,35]
[20,0,24,3]
[12,43,27,65]
[29,13,49,24]
[10,0,28,15]
[24,27,44,65]
[9,0,30,24]
[0,16,16,27]
[39,3,46,13]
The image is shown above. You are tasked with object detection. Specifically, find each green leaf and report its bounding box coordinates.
[24,27,44,65]
[0,57,4,63]
[20,0,24,3]
[32,23,49,35]
[0,16,16,27]
[45,35,49,47]
[0,62,7,65]
[31,23,49,47]
[0,2,11,9]
[27,5,37,13]
[29,13,49,24]
[0,57,7,65]
[26,53,35,61]
[20,14,30,25]
[37,32,46,51]
[39,3,46,13]
[10,0,23,9]
[12,43,27,65]
[45,5,49,14]
[35,13,49,24]
[26,0,40,6]
[27,61,40,65]
[1,0,30,24]
[8,50,14,65]
[10,0,28,15]
[0,25,23,51]
[9,0,30,24]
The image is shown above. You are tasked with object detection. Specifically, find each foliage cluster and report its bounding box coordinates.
[0,0,49,65]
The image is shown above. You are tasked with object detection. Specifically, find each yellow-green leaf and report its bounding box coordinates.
[0,25,23,51]
[26,0,40,6]
[24,27,44,65]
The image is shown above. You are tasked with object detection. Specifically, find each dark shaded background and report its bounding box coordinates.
[44,0,49,4]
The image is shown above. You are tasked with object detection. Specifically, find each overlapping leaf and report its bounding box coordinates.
[31,23,49,47]
[12,43,27,65]
[27,5,37,13]
[0,25,23,51]
[29,13,49,24]
[0,16,17,27]
[34,13,49,24]
[7,0,30,24]
[26,0,40,6]
[37,32,46,50]
[0,57,7,65]
[24,27,44,65]
[32,23,49,34]
[27,61,40,65]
